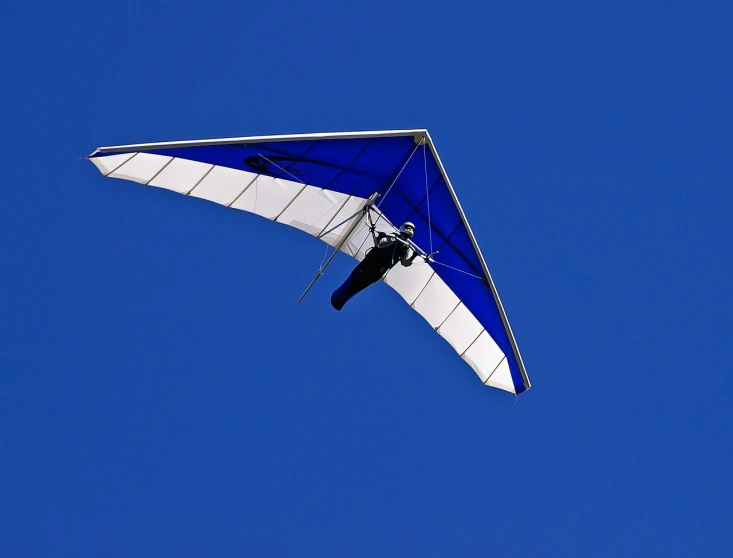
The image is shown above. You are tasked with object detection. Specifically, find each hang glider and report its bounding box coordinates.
[88,130,530,395]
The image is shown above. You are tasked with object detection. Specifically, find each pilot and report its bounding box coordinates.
[331,222,418,311]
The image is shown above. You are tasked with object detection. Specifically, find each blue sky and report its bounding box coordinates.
[2,1,732,555]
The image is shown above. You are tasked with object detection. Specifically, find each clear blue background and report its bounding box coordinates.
[2,1,731,556]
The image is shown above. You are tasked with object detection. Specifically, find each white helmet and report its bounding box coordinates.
[399,222,415,238]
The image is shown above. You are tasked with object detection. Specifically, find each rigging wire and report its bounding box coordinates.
[319,242,331,269]
[374,140,423,212]
[257,154,307,185]
[261,144,483,282]
[429,260,485,280]
[424,140,433,254]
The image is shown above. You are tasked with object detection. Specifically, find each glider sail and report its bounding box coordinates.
[88,130,530,395]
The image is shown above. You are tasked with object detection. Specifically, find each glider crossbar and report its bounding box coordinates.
[364,206,435,261]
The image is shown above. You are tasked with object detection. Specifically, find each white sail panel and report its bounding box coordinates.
[462,331,505,384]
[320,196,367,248]
[149,158,213,194]
[277,187,349,236]
[412,274,460,329]
[109,153,172,184]
[437,303,484,356]
[485,358,514,392]
[90,153,135,176]
[230,174,305,220]
[384,261,434,305]
[190,165,258,206]
[383,263,512,392]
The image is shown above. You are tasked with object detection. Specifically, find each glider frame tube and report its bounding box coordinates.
[297,192,380,303]
[423,132,530,391]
